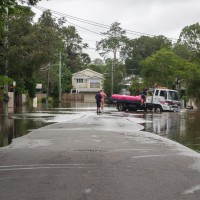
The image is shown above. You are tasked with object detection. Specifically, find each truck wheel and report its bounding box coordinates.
[117,103,125,111]
[155,105,163,113]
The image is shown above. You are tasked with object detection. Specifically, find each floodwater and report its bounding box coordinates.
[0,102,200,154]
[0,101,93,147]
[130,110,200,153]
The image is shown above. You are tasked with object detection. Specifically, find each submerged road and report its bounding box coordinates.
[0,110,200,200]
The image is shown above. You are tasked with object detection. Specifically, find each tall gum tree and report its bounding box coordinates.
[178,22,200,64]
[178,23,200,99]
[60,25,89,73]
[96,22,127,95]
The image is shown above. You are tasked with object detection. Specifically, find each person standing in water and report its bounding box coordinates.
[100,90,107,111]
[95,90,102,114]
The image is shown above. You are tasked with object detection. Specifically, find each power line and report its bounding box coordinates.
[33,5,178,41]
[34,6,106,37]
[66,20,103,36]
[34,5,109,29]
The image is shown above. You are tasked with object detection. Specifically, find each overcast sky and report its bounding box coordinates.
[31,0,200,60]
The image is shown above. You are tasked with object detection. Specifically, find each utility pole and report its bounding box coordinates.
[46,63,50,108]
[111,52,116,96]
[3,7,9,117]
[111,59,114,96]
[58,52,62,103]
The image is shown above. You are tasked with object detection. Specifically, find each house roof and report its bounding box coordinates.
[72,68,104,78]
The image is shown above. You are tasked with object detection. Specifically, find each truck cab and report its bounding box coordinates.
[146,88,180,112]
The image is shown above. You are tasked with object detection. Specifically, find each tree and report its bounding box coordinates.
[96,22,127,95]
[0,0,43,12]
[0,75,13,102]
[61,25,89,73]
[173,43,194,61]
[34,10,65,97]
[103,61,126,96]
[93,58,104,65]
[129,76,143,96]
[96,22,127,59]
[141,49,198,88]
[4,6,37,96]
[123,35,172,75]
[35,13,90,96]
[177,23,200,98]
[0,4,90,99]
[2,8,62,98]
[178,23,200,63]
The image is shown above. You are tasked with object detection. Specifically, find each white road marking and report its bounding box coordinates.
[0,163,117,172]
[131,154,175,159]
[0,163,93,171]
[113,149,153,152]
[0,164,87,168]
[0,166,91,171]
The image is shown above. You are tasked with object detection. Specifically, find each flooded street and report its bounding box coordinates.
[143,110,200,153]
[0,103,200,153]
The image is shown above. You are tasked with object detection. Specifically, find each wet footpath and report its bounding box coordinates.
[0,110,200,200]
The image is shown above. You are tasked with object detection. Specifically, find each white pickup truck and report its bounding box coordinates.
[111,88,181,112]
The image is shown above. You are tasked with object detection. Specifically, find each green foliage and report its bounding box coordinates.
[25,77,36,98]
[0,75,12,86]
[40,96,53,103]
[173,43,194,61]
[179,23,200,52]
[87,63,106,74]
[178,22,200,64]
[96,22,127,95]
[61,25,90,73]
[0,0,42,20]
[93,58,104,65]
[103,62,126,96]
[129,77,144,96]
[123,35,172,75]
[96,22,127,59]
[0,75,12,101]
[61,67,72,93]
[141,49,198,88]
[1,5,200,102]
[187,79,200,98]
[177,23,200,98]
[52,84,59,98]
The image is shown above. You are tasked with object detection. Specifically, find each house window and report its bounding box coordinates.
[77,79,83,83]
[90,78,100,88]
[91,83,100,88]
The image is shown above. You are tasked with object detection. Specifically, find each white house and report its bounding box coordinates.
[71,69,104,102]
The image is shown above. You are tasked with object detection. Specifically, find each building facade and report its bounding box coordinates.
[71,69,104,102]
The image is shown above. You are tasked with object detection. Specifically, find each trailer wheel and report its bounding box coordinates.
[117,103,125,111]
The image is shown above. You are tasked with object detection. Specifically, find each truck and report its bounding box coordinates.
[111,87,181,112]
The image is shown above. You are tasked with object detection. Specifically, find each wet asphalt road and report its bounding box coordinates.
[0,110,200,200]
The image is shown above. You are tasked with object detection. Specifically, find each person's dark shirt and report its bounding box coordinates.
[95,92,102,102]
